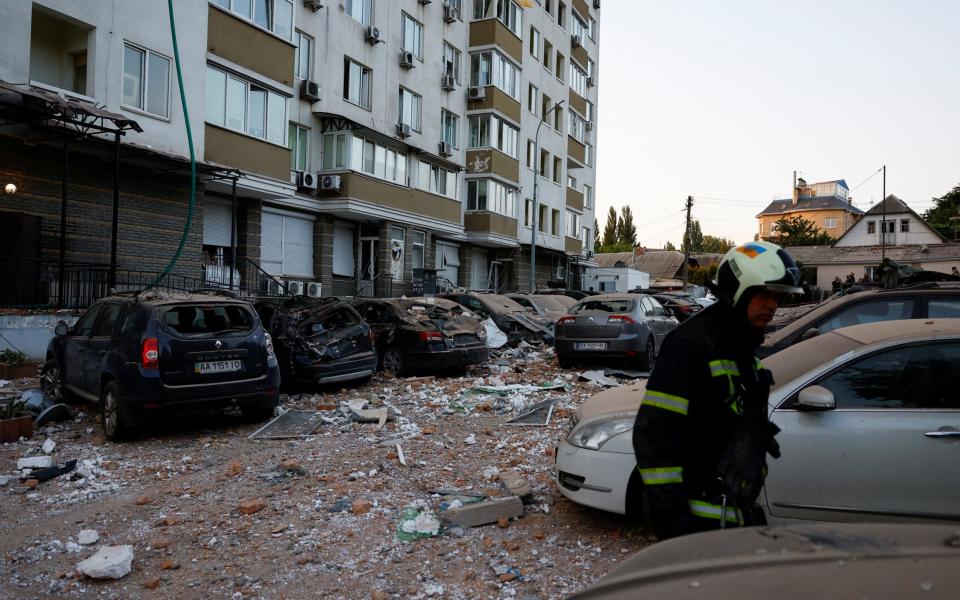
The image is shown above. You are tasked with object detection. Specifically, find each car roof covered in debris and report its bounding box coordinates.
[100,290,251,306]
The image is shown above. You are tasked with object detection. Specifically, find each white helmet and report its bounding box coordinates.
[713,241,803,306]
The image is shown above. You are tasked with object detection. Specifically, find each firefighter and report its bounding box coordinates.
[632,241,802,539]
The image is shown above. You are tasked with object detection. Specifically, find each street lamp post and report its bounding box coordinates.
[530,99,564,293]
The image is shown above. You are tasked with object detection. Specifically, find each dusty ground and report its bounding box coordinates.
[0,348,654,599]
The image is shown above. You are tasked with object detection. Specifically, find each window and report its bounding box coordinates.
[473,0,522,37]
[467,179,517,218]
[524,198,534,227]
[205,65,287,145]
[528,84,539,116]
[538,204,548,232]
[569,61,588,97]
[399,87,422,131]
[566,210,581,237]
[551,209,561,236]
[543,40,553,72]
[567,175,577,189]
[321,132,349,170]
[402,13,423,60]
[929,300,960,318]
[539,148,550,178]
[470,50,521,100]
[588,16,597,40]
[553,103,563,131]
[217,0,293,39]
[583,184,593,209]
[541,94,552,123]
[122,44,171,118]
[442,109,459,148]
[571,10,588,41]
[412,231,426,270]
[443,42,462,83]
[900,219,910,232]
[585,99,594,123]
[529,26,541,59]
[581,226,590,248]
[568,109,586,143]
[343,58,372,109]
[343,135,407,185]
[545,0,553,18]
[289,123,309,171]
[92,303,123,338]
[552,156,562,183]
[813,343,960,410]
[294,31,313,80]
[555,52,565,81]
[345,0,372,25]
[824,217,837,229]
[261,211,314,277]
[557,1,566,29]
[467,114,518,158]
[526,139,535,170]
[416,160,457,199]
[867,220,876,234]
[585,142,593,166]
[817,300,915,335]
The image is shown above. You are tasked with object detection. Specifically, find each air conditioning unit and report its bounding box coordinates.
[399,50,415,68]
[443,4,458,22]
[300,79,321,102]
[419,0,432,4]
[586,76,594,88]
[593,0,600,8]
[571,34,582,48]
[366,26,382,44]
[438,141,453,157]
[396,122,411,138]
[265,278,285,296]
[441,74,456,91]
[303,0,323,12]
[585,120,594,131]
[468,86,486,100]
[296,171,318,192]
[320,174,342,191]
[285,280,306,296]
[305,281,322,298]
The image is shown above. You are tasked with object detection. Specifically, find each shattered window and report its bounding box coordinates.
[574,300,634,314]
[162,304,255,335]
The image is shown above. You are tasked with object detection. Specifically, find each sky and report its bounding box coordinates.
[596,1,960,248]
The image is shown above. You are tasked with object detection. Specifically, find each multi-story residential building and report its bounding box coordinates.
[0,0,599,306]
[757,176,863,242]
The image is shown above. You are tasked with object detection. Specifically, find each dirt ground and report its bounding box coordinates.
[0,348,654,599]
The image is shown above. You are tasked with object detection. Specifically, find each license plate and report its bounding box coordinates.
[575,342,607,350]
[195,360,242,374]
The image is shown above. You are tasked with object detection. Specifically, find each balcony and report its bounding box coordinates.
[467,85,521,123]
[565,236,583,254]
[466,148,520,182]
[469,20,522,63]
[464,211,519,247]
[318,172,462,226]
[566,187,584,211]
[29,7,94,99]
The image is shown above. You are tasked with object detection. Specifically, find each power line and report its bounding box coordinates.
[849,167,884,193]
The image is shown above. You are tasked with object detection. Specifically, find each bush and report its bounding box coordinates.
[0,349,29,366]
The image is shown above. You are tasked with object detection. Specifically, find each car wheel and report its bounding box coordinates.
[241,398,277,423]
[100,381,130,442]
[381,347,406,377]
[41,359,68,404]
[640,338,656,372]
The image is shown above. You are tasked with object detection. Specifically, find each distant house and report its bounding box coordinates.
[787,244,960,290]
[591,248,723,289]
[833,195,944,247]
[757,177,863,241]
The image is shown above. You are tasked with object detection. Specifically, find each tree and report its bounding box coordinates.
[770,215,835,246]
[593,218,601,252]
[922,184,960,240]
[602,207,618,246]
[619,205,638,246]
[663,241,677,251]
[701,235,736,254]
[681,220,704,252]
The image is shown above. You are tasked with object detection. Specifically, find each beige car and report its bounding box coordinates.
[556,319,960,522]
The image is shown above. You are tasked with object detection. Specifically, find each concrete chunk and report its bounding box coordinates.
[17,456,53,470]
[499,471,533,503]
[443,497,523,527]
[76,545,134,579]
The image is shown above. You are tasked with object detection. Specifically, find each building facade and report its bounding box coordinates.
[757,177,863,241]
[833,195,944,247]
[0,0,600,305]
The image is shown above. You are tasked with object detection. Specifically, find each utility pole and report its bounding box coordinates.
[881,165,886,262]
[681,195,693,290]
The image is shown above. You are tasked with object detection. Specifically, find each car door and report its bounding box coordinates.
[765,340,960,523]
[63,303,103,393]
[926,297,960,319]
[813,299,917,336]
[83,302,124,393]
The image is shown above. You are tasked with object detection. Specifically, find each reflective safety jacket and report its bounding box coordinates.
[632,301,773,539]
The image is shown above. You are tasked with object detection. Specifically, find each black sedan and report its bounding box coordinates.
[353,298,488,376]
[651,293,702,322]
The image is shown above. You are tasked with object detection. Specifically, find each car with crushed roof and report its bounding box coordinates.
[352,297,488,376]
[555,319,960,524]
[41,290,280,441]
[440,292,553,345]
[506,293,574,328]
[255,297,377,388]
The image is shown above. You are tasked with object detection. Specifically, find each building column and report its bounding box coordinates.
[314,214,334,296]
[236,198,262,289]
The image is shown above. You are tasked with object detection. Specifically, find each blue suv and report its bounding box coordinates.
[42,291,280,440]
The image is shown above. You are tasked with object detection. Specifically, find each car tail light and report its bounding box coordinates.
[141,337,159,370]
[368,328,376,344]
[679,305,692,313]
[418,330,443,342]
[557,316,575,327]
[607,315,636,324]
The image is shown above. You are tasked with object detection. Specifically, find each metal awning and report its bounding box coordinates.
[0,80,142,137]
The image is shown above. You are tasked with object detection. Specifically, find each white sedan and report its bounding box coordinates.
[555,319,960,523]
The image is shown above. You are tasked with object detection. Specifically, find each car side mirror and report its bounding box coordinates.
[797,385,836,411]
[54,321,69,337]
[800,327,821,341]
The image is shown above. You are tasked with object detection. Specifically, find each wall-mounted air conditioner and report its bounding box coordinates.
[320,174,342,192]
[366,26,382,44]
[443,4,458,22]
[399,50,415,68]
[304,0,323,12]
[296,171,318,192]
[285,280,306,296]
[468,86,485,100]
[306,282,322,297]
[396,122,411,138]
[441,74,456,91]
[300,79,321,102]
[438,141,453,157]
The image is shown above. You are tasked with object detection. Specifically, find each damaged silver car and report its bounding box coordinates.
[353,298,489,376]
[441,292,553,345]
[255,297,377,387]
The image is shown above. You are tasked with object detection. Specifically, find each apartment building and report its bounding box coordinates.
[0,0,600,304]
